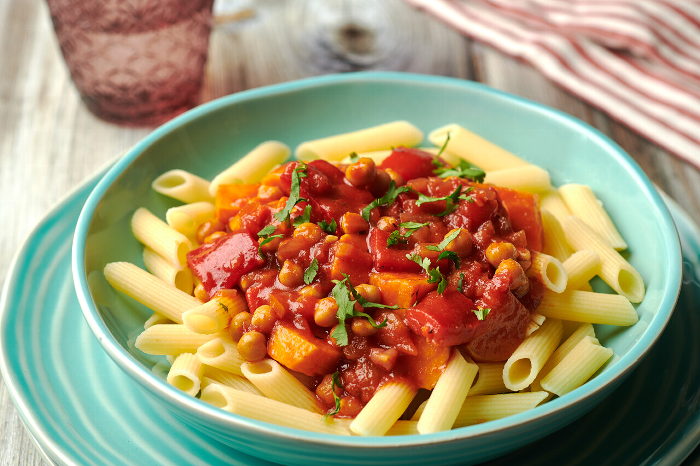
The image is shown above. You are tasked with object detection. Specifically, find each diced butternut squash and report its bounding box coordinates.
[215,184,260,222]
[330,241,373,285]
[369,272,437,314]
[268,321,341,377]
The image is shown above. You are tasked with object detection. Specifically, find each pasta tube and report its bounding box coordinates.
[503,319,563,391]
[152,169,214,204]
[131,207,192,270]
[350,382,416,436]
[209,141,290,195]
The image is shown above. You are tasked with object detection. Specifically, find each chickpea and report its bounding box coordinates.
[369,347,399,371]
[445,228,473,257]
[355,283,382,304]
[338,396,363,418]
[300,284,324,299]
[352,317,379,337]
[196,218,225,244]
[293,222,323,242]
[278,260,304,288]
[204,230,227,244]
[314,297,339,327]
[485,241,518,268]
[229,311,252,342]
[315,373,343,406]
[345,157,377,187]
[237,331,268,362]
[193,282,209,302]
[257,184,283,202]
[325,235,338,244]
[376,216,398,233]
[259,235,283,255]
[495,258,529,297]
[251,305,277,335]
[368,169,392,198]
[340,212,369,235]
[277,237,309,262]
[384,168,405,187]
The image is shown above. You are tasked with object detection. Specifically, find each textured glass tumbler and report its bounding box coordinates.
[47,0,214,126]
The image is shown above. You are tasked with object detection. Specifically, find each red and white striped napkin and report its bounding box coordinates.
[403,0,700,169]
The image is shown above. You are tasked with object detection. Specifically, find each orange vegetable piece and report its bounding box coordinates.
[494,187,543,251]
[368,272,437,315]
[215,183,260,222]
[268,321,341,377]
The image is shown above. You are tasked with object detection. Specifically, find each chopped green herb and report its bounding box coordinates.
[303,258,319,285]
[431,132,451,168]
[473,308,491,321]
[322,371,343,420]
[257,225,283,258]
[434,159,486,183]
[318,218,337,234]
[457,273,465,293]
[386,221,430,248]
[330,276,392,347]
[257,224,277,237]
[361,180,411,221]
[412,185,473,217]
[292,204,312,228]
[274,162,308,226]
[438,250,461,269]
[218,302,229,313]
[406,253,448,295]
[425,228,462,251]
[349,152,359,163]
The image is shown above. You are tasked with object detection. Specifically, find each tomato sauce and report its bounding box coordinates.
[186,148,544,417]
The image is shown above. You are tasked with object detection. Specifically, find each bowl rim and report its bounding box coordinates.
[71,71,683,448]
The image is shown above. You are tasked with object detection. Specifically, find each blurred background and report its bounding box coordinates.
[1,0,700,464]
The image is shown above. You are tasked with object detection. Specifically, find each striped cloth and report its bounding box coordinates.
[403,0,700,169]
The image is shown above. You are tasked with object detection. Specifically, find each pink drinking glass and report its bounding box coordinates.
[46,0,214,126]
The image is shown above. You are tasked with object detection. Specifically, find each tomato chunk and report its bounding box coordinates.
[494,187,543,251]
[187,232,265,297]
[380,147,436,181]
[405,290,481,346]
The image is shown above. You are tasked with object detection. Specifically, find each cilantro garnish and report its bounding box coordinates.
[406,253,448,294]
[437,250,461,269]
[473,308,491,321]
[361,180,411,221]
[434,159,486,183]
[257,225,284,258]
[303,258,319,285]
[330,275,394,347]
[457,272,465,293]
[425,229,463,268]
[431,133,451,168]
[412,185,474,217]
[292,204,312,228]
[349,152,359,163]
[218,302,229,313]
[318,218,337,234]
[386,221,430,248]
[322,371,343,420]
[274,162,308,226]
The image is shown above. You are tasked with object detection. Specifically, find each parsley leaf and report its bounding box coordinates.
[218,302,229,313]
[318,218,337,234]
[257,225,283,258]
[457,272,465,293]
[322,371,343,420]
[386,221,430,248]
[435,159,486,183]
[361,180,411,221]
[431,132,451,168]
[473,308,491,321]
[438,250,461,269]
[349,152,359,163]
[274,162,308,226]
[330,277,391,347]
[412,185,474,217]
[406,253,448,295]
[425,228,461,252]
[303,258,319,285]
[292,204,312,228]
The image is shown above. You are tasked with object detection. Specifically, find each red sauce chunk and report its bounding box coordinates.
[187,148,545,418]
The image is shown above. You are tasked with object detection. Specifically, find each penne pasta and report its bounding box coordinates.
[484,166,551,192]
[241,359,322,413]
[563,216,644,302]
[350,382,416,436]
[527,252,567,293]
[453,392,549,428]
[417,350,479,434]
[144,312,174,329]
[182,297,232,334]
[428,123,530,171]
[196,337,245,376]
[531,323,596,392]
[202,366,263,396]
[541,209,573,263]
[152,169,214,204]
[166,201,215,238]
[537,289,639,326]
[540,189,572,225]
[295,121,423,162]
[135,324,224,355]
[540,336,613,396]
[468,363,509,396]
[131,207,192,270]
[209,141,291,195]
[142,247,194,294]
[559,184,627,251]
[167,352,204,396]
[104,261,201,324]
[503,319,563,391]
[562,250,600,291]
[200,385,350,435]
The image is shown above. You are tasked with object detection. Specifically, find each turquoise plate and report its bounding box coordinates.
[1,167,699,466]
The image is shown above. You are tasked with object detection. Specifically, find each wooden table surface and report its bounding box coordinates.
[1,0,699,465]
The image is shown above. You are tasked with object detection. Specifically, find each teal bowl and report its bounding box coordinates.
[72,72,682,465]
